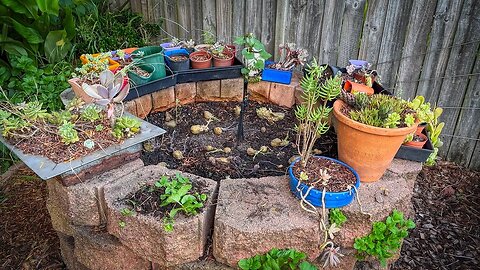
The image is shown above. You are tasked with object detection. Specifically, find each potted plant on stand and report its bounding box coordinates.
[189,50,212,69]
[165,49,190,72]
[333,91,418,182]
[289,60,360,209]
[210,43,234,67]
[234,33,272,82]
[262,43,308,84]
[342,61,378,95]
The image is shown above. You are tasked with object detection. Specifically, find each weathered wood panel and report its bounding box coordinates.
[319,0,345,65]
[303,0,324,63]
[416,0,464,103]
[202,0,216,43]
[261,0,276,54]
[358,0,389,67]
[245,0,263,41]
[438,0,480,157]
[216,0,233,43]
[337,0,366,67]
[376,0,413,91]
[447,46,480,167]
[395,0,438,99]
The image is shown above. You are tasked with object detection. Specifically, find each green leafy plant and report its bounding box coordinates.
[48,111,73,126]
[58,121,79,145]
[234,33,272,82]
[295,59,341,167]
[408,96,444,165]
[81,105,102,122]
[112,116,141,139]
[152,173,207,232]
[238,248,317,270]
[342,93,416,129]
[329,209,347,227]
[354,210,415,267]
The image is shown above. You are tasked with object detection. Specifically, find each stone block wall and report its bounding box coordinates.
[47,77,422,270]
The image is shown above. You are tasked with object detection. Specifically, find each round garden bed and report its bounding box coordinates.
[141,101,338,181]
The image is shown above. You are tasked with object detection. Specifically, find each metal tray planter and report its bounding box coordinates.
[124,70,177,102]
[0,113,165,180]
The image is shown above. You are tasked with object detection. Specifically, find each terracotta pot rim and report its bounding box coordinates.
[212,52,234,61]
[189,51,212,63]
[333,100,417,136]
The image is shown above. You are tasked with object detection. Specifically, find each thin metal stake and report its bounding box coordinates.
[236,78,249,141]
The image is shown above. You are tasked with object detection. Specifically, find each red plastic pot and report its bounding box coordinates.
[344,80,374,95]
[213,51,234,67]
[415,122,427,136]
[403,133,428,149]
[190,51,212,69]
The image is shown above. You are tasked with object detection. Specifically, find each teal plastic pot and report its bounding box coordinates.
[128,64,158,86]
[132,46,166,79]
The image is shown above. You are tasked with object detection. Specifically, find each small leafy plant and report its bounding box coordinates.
[238,248,317,270]
[354,210,415,267]
[58,122,80,145]
[112,116,141,139]
[329,208,347,227]
[234,33,272,82]
[81,105,102,122]
[154,173,207,232]
[269,43,308,70]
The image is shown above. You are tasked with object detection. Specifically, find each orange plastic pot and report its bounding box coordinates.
[333,100,417,182]
[344,80,374,95]
[121,47,138,54]
[80,53,120,71]
[403,133,428,149]
[213,51,234,67]
[190,51,212,69]
[68,78,94,103]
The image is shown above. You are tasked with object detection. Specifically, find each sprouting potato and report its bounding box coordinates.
[165,120,176,128]
[165,112,174,122]
[217,157,230,164]
[203,111,217,121]
[205,145,215,151]
[234,106,241,116]
[172,150,184,160]
[191,124,208,134]
[271,138,282,147]
[259,146,268,153]
[261,127,266,133]
[223,147,232,154]
[247,147,256,156]
[214,127,223,135]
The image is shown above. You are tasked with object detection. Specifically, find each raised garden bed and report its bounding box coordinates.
[141,101,337,181]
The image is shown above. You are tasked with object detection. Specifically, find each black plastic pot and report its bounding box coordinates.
[395,129,434,162]
[176,57,243,83]
[167,53,190,72]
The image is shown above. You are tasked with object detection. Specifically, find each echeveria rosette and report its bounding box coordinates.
[82,70,130,118]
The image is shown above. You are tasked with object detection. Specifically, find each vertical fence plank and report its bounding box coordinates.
[304,0,325,62]
[216,0,233,43]
[283,0,308,48]
[337,0,366,67]
[376,0,413,91]
[274,0,288,61]
[202,0,216,42]
[319,0,345,65]
[245,0,263,41]
[416,0,464,103]
[232,0,245,39]
[176,0,191,39]
[447,47,480,167]
[261,0,276,54]
[395,0,437,99]
[189,0,203,41]
[358,0,389,66]
[469,140,480,170]
[437,0,480,157]
[130,0,142,13]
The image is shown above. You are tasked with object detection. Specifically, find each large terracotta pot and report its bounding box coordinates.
[333,100,417,182]
[68,78,94,103]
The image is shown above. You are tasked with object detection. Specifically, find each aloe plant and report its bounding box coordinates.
[82,70,130,121]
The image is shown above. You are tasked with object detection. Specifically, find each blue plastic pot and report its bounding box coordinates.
[288,156,360,208]
[261,60,293,84]
[165,49,190,72]
[161,42,182,51]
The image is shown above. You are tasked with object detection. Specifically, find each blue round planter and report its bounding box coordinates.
[288,156,360,208]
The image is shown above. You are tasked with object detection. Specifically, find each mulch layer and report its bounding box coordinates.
[1,160,478,269]
[141,101,337,181]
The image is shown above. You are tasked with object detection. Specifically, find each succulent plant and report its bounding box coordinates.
[48,111,73,126]
[19,101,49,121]
[58,121,79,145]
[112,116,141,139]
[82,70,130,119]
[81,105,102,122]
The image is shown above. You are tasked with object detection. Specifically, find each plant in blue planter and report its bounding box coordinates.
[262,43,308,84]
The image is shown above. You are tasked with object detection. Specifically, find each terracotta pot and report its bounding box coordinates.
[333,100,417,182]
[68,78,94,103]
[190,51,212,69]
[344,80,374,95]
[224,45,236,65]
[403,133,428,149]
[416,122,427,136]
[212,51,234,67]
[194,44,212,52]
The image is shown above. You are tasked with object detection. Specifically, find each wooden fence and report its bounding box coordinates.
[109,0,480,170]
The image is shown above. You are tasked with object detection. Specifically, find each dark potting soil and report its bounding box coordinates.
[123,179,208,217]
[292,157,356,192]
[142,101,337,181]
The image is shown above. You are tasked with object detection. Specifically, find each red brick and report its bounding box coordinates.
[175,82,196,105]
[151,86,176,113]
[196,80,221,102]
[135,94,152,119]
[220,78,244,101]
[248,81,271,103]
